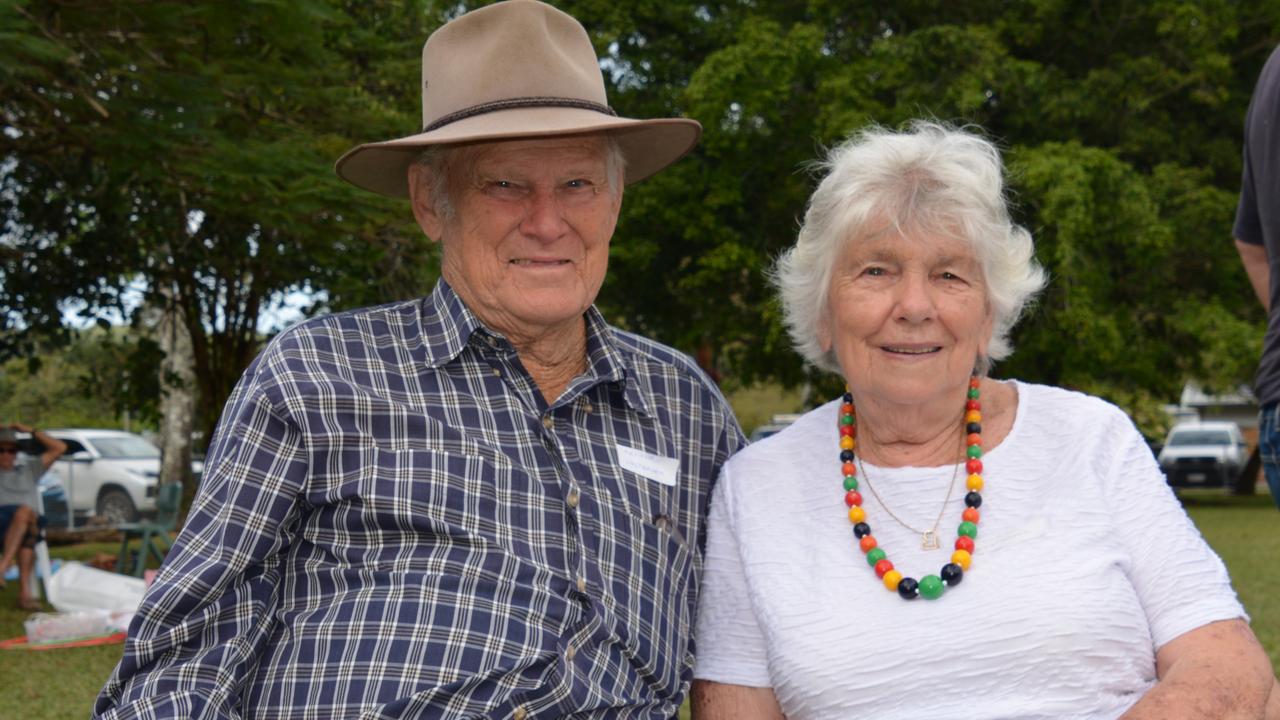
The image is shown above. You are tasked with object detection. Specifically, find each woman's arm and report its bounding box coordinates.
[1120,618,1275,719]
[691,680,785,720]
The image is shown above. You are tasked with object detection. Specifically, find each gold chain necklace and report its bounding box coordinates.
[855,440,962,550]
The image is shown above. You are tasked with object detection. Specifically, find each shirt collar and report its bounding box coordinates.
[419,279,653,417]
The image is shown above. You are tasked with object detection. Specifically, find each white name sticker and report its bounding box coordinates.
[616,444,679,487]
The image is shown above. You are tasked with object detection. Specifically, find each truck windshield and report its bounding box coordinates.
[88,436,161,459]
[1167,430,1233,446]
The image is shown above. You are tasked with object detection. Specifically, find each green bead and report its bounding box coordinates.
[843,476,858,491]
[957,521,978,538]
[840,414,854,426]
[968,387,980,399]
[865,548,886,566]
[918,574,944,599]
[966,445,982,458]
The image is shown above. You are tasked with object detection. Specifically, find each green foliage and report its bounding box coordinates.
[3,0,1280,436]
[0,328,158,430]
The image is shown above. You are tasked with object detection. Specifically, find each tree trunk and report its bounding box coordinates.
[157,286,196,524]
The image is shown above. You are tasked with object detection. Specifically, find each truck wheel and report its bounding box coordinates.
[97,488,138,525]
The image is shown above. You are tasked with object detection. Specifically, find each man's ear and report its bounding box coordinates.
[408,163,444,242]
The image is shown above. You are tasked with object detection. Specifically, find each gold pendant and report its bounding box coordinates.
[921,531,940,550]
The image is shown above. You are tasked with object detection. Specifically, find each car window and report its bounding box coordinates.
[87,436,161,459]
[1167,430,1233,446]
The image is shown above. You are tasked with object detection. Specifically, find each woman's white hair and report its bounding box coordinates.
[773,120,1047,375]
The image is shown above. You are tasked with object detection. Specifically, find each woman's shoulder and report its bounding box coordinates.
[1009,380,1140,439]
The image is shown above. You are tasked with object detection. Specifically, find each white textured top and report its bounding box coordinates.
[694,381,1245,720]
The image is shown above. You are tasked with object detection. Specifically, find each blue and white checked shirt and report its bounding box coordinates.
[95,280,743,719]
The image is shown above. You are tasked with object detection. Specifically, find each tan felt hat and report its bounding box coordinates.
[335,0,702,198]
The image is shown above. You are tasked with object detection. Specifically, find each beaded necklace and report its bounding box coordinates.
[839,375,985,600]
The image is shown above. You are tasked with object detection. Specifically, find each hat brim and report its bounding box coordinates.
[335,107,701,198]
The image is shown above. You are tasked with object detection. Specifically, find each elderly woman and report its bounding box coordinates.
[691,122,1278,719]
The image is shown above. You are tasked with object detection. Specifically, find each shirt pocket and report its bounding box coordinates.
[305,445,554,577]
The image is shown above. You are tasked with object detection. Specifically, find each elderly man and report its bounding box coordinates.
[0,424,66,610]
[95,2,743,718]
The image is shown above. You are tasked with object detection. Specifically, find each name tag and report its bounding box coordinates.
[616,444,679,487]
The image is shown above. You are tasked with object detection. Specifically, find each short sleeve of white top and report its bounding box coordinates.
[693,381,1245,720]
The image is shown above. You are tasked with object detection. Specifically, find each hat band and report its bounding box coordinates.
[423,96,617,133]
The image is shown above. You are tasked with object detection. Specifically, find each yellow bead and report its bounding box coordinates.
[848,506,866,523]
[840,436,855,451]
[951,549,971,570]
[883,570,903,591]
[966,474,984,491]
[965,410,982,423]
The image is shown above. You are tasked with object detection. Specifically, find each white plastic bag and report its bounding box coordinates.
[44,561,146,614]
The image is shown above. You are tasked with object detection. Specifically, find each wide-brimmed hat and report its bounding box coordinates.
[335,0,702,198]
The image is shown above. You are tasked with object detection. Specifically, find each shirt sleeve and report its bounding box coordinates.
[693,462,774,687]
[1105,418,1246,650]
[1235,140,1263,245]
[94,348,310,719]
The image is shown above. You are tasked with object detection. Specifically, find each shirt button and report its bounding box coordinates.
[491,367,502,377]
[566,645,577,661]
[513,708,527,720]
[486,336,499,348]
[582,401,593,414]
[576,574,587,593]
[541,415,554,430]
[566,487,580,508]
[653,514,669,531]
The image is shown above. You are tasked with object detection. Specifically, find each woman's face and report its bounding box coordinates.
[821,229,993,410]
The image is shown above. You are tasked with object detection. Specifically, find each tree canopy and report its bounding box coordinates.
[3,0,1279,441]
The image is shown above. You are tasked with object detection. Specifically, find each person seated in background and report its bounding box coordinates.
[0,423,67,610]
[691,121,1279,719]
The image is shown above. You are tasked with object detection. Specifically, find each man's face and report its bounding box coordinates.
[0,445,17,471]
[410,136,622,343]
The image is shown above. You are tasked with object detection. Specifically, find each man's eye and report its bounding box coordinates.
[864,267,885,276]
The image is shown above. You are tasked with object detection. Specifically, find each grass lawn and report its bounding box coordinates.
[1,491,1275,720]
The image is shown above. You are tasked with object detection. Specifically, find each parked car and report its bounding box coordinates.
[42,428,164,525]
[1157,421,1247,488]
[749,413,804,442]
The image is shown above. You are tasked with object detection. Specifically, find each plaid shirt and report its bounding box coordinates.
[95,280,743,720]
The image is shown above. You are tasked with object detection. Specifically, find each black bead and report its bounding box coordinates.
[897,577,920,599]
[940,563,964,586]
[840,450,855,462]
[966,422,981,434]
[853,522,871,539]
[964,491,983,508]
[843,392,853,403]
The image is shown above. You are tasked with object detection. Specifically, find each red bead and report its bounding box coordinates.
[874,558,894,578]
[841,403,854,415]
[966,399,981,411]
[966,433,981,446]
[844,490,862,507]
[840,424,855,437]
[969,377,981,389]
[859,535,877,553]
[962,507,980,523]
[955,535,975,553]
[842,461,856,476]
[966,458,982,474]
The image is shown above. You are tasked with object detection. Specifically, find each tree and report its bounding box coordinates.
[581,0,1280,437]
[0,0,438,488]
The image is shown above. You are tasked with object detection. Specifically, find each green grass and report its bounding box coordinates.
[2,493,1275,720]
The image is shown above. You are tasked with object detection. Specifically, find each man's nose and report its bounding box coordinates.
[520,189,570,240]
